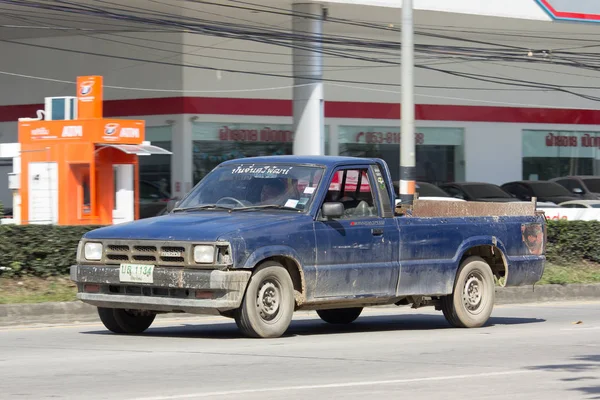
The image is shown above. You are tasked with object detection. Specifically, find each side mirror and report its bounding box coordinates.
[322,202,344,219]
[572,188,584,195]
[166,199,180,212]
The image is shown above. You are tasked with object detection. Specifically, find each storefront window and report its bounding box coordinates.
[191,122,330,184]
[139,125,172,195]
[522,130,600,180]
[337,126,465,184]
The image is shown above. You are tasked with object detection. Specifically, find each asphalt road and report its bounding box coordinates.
[0,302,599,400]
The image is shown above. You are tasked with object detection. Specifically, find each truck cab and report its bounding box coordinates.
[71,156,546,338]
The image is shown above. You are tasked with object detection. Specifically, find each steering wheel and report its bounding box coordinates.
[216,197,248,207]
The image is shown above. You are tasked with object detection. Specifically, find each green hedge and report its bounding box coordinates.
[545,220,600,264]
[0,225,99,277]
[0,221,599,278]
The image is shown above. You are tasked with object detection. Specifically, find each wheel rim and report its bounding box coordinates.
[256,279,281,323]
[462,271,487,315]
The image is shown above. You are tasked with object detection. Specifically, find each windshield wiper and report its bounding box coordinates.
[235,205,301,212]
[172,204,235,212]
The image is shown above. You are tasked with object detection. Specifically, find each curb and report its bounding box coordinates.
[1,284,599,327]
[494,283,600,305]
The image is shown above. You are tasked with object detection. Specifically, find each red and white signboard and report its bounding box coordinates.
[539,207,600,221]
[536,0,600,23]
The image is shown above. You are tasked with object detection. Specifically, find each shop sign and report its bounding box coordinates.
[355,131,425,145]
[219,126,294,143]
[545,132,600,148]
[192,122,330,143]
[524,130,600,158]
[338,126,464,146]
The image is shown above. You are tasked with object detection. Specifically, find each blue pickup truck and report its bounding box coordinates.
[71,156,546,338]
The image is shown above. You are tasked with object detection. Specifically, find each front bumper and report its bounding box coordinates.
[70,265,251,314]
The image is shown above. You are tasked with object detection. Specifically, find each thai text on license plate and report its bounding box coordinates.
[119,264,154,284]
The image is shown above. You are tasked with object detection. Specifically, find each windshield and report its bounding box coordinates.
[416,182,449,197]
[528,182,572,197]
[176,163,325,212]
[464,184,512,199]
[583,178,600,193]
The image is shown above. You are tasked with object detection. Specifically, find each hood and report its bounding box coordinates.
[84,211,303,241]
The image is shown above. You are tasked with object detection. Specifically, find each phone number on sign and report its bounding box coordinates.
[355,131,425,145]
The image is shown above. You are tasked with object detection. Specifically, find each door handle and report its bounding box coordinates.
[372,228,384,236]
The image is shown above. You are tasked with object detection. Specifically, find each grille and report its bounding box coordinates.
[103,241,191,266]
[108,245,129,252]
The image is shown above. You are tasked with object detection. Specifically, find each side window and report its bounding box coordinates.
[140,182,161,200]
[443,186,465,199]
[324,168,377,218]
[508,184,530,199]
[562,203,586,208]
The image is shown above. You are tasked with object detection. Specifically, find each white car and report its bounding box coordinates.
[558,200,600,208]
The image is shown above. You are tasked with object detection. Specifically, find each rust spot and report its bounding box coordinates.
[178,269,184,288]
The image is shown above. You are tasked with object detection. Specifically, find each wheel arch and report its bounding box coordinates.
[454,237,509,287]
[242,246,306,306]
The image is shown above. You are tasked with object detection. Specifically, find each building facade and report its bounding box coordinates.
[2,0,600,209]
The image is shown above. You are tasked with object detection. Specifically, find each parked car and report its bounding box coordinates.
[558,200,600,208]
[393,181,466,203]
[439,182,519,202]
[550,176,600,200]
[501,181,578,204]
[139,180,172,219]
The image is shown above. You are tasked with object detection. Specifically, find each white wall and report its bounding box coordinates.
[0,32,184,106]
[0,164,10,210]
[0,15,599,110]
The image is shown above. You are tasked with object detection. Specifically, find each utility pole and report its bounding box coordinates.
[399,0,416,205]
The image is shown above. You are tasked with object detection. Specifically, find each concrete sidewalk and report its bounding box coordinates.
[1,283,599,327]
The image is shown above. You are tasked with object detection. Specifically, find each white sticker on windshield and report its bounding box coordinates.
[285,199,299,208]
[304,186,316,194]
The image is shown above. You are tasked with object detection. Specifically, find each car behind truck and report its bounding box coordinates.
[71,156,546,338]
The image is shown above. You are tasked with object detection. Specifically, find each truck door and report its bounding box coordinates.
[313,165,399,299]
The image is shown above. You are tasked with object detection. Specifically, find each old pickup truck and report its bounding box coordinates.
[71,156,546,338]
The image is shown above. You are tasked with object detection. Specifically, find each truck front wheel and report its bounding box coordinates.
[98,307,156,334]
[235,261,295,338]
[441,256,495,328]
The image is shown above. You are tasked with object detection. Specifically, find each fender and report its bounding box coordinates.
[454,235,509,260]
[453,235,509,271]
[241,245,305,271]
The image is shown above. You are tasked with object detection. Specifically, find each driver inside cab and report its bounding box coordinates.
[260,179,287,204]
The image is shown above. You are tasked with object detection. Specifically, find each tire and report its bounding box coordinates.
[317,307,363,324]
[234,261,295,338]
[113,309,156,334]
[441,256,495,328]
[98,307,156,334]
[97,307,126,334]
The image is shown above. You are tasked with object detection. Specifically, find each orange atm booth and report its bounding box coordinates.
[17,75,171,226]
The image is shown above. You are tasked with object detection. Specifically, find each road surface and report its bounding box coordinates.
[0,302,599,399]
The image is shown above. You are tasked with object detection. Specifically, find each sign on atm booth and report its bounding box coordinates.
[20,119,145,145]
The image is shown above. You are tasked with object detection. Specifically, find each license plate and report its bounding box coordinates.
[119,264,154,284]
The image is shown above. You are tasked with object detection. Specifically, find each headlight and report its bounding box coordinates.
[84,242,103,261]
[194,245,215,264]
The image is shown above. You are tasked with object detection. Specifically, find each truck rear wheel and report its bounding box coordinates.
[235,261,295,338]
[98,307,156,334]
[317,307,363,324]
[441,256,495,328]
